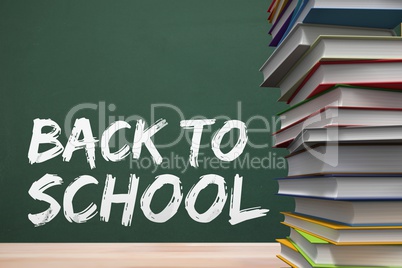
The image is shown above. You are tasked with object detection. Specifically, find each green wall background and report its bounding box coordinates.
[0,0,293,242]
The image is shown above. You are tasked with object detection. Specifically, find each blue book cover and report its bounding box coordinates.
[276,0,402,46]
[278,0,308,45]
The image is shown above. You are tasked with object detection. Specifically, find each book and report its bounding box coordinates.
[277,238,397,268]
[286,60,402,106]
[286,144,402,177]
[273,107,402,147]
[270,0,289,25]
[260,25,395,87]
[268,0,294,35]
[269,0,299,47]
[277,238,313,268]
[275,36,402,102]
[277,0,402,44]
[267,0,279,23]
[277,174,402,200]
[281,212,402,245]
[288,125,402,153]
[278,85,402,130]
[278,0,310,46]
[294,197,402,225]
[289,228,402,266]
[267,0,278,14]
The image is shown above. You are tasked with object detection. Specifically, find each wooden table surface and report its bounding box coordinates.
[0,243,285,268]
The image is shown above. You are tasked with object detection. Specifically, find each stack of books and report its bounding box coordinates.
[262,1,402,267]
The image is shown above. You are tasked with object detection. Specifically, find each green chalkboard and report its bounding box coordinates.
[0,0,293,242]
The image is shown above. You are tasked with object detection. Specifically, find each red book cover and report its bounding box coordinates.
[287,59,402,104]
[268,0,278,13]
